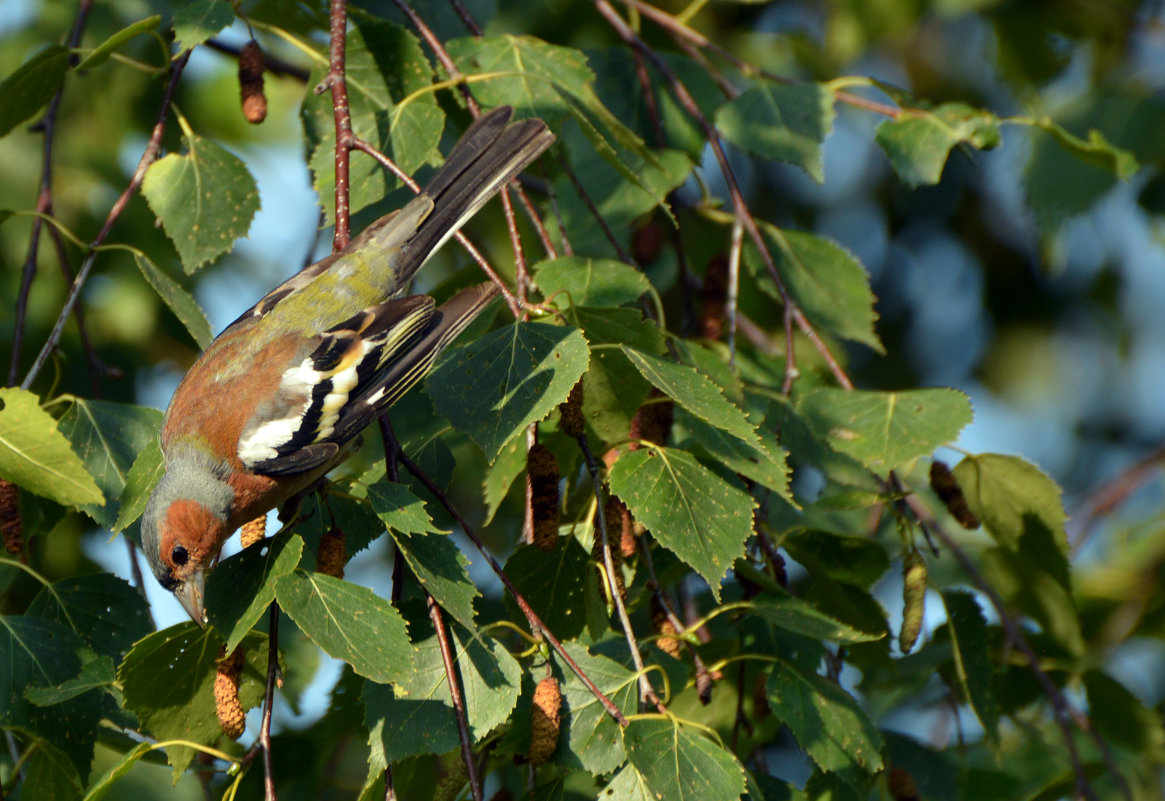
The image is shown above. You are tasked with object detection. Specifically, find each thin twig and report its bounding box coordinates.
[1069,443,1165,552]
[429,596,482,801]
[447,0,484,35]
[396,451,629,726]
[10,0,92,387]
[22,49,190,391]
[905,495,1127,801]
[204,37,310,81]
[557,150,636,265]
[260,603,281,801]
[502,188,529,305]
[726,216,742,369]
[577,435,664,711]
[324,0,353,250]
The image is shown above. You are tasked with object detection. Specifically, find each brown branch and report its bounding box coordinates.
[9,0,92,387]
[501,188,530,305]
[594,0,853,391]
[905,495,1127,801]
[260,604,281,801]
[324,0,354,250]
[21,49,190,391]
[429,596,482,801]
[447,0,484,35]
[396,450,629,726]
[557,150,636,265]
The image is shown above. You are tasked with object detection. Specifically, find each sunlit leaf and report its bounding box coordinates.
[0,388,102,508]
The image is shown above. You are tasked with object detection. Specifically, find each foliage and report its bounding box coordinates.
[1,1,1163,800]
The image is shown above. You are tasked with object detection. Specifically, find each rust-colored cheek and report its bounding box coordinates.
[161,499,229,579]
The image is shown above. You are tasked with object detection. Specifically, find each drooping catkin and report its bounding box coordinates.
[529,676,562,766]
[0,480,23,555]
[214,645,246,740]
[239,515,266,548]
[887,766,921,801]
[559,380,585,438]
[238,40,267,124]
[899,549,928,654]
[700,253,729,340]
[316,527,347,579]
[607,495,638,560]
[929,459,980,529]
[650,595,683,659]
[628,392,674,450]
[527,443,560,551]
[592,497,626,601]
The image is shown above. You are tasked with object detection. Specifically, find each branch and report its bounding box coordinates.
[21,49,191,391]
[396,451,629,726]
[429,596,482,801]
[260,604,281,801]
[324,0,353,250]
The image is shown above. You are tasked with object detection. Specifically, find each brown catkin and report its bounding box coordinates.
[529,677,562,766]
[559,380,585,438]
[899,549,928,654]
[316,527,347,579]
[592,498,626,601]
[214,645,246,740]
[238,40,267,124]
[0,480,23,555]
[527,443,560,551]
[629,391,674,450]
[929,460,980,529]
[887,767,921,801]
[631,217,665,264]
[608,495,638,560]
[239,515,266,549]
[700,253,729,340]
[650,595,683,659]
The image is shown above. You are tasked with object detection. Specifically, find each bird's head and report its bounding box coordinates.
[141,447,234,626]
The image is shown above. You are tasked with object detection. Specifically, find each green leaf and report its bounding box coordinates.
[482,435,526,525]
[875,103,1000,187]
[716,81,838,182]
[367,481,478,630]
[678,410,792,502]
[172,0,235,52]
[783,530,890,590]
[80,743,151,801]
[140,134,260,273]
[1083,670,1165,759]
[0,45,69,138]
[0,616,101,780]
[275,569,411,685]
[1032,117,1138,180]
[133,253,212,348]
[76,16,161,71]
[364,623,520,763]
[746,228,883,353]
[447,35,594,121]
[21,740,81,801]
[624,717,747,801]
[302,20,443,223]
[118,625,269,778]
[113,438,163,532]
[623,346,758,445]
[940,590,999,745]
[206,532,304,654]
[25,655,115,706]
[428,322,590,462]
[504,538,591,641]
[608,445,755,600]
[952,453,1067,556]
[26,573,153,660]
[0,387,103,507]
[573,306,664,444]
[796,387,972,471]
[747,594,885,645]
[601,765,656,801]
[767,660,883,786]
[56,397,162,528]
[551,642,639,774]
[534,256,651,308]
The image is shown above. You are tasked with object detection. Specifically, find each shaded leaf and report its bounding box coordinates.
[875,103,1000,187]
[367,481,478,630]
[114,438,163,532]
[56,397,162,528]
[26,573,153,660]
[0,45,68,138]
[25,655,115,706]
[797,387,972,471]
[551,643,639,774]
[716,81,837,182]
[76,16,161,71]
[534,256,651,308]
[428,322,589,462]
[679,410,792,502]
[276,569,411,684]
[133,253,212,348]
[940,590,998,745]
[140,134,260,273]
[748,594,885,645]
[80,743,151,801]
[0,387,103,508]
[608,445,755,600]
[624,717,747,801]
[206,532,304,654]
[505,538,590,641]
[172,0,235,51]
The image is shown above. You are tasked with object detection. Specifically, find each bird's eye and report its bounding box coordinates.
[171,545,189,566]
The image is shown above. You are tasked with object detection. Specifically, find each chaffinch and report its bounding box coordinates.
[141,107,554,624]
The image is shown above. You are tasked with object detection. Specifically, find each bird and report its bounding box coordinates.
[141,106,554,625]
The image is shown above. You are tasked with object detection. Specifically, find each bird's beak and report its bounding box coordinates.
[175,571,207,627]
